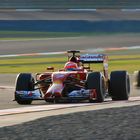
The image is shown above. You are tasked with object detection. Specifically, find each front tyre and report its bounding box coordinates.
[109,71,130,100]
[85,72,105,102]
[15,73,35,104]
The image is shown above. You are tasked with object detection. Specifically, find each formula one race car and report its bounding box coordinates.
[14,50,130,104]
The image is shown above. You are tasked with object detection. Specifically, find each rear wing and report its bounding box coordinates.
[80,54,108,79]
[67,50,80,60]
[79,54,107,63]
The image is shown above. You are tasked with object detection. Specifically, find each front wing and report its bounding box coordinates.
[15,89,97,102]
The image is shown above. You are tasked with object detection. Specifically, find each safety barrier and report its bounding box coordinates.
[0,20,140,32]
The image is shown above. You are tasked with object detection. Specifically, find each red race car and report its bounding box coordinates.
[15,50,130,104]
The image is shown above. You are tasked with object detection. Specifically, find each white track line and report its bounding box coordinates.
[0,96,140,116]
[0,103,92,116]
[68,9,96,12]
[16,9,44,12]
[121,9,140,12]
[0,51,66,58]
[0,86,14,89]
[85,46,140,53]
[0,36,83,42]
[0,46,140,58]
[0,97,140,127]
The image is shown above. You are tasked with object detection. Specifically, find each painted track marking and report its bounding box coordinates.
[0,97,140,127]
[0,96,140,116]
[0,46,140,58]
[0,103,91,116]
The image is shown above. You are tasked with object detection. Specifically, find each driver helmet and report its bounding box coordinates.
[64,61,78,70]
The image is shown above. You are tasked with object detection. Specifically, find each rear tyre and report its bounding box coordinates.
[15,73,35,104]
[109,71,130,100]
[85,72,105,102]
[134,71,140,87]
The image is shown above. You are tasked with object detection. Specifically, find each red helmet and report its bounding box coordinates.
[64,61,78,70]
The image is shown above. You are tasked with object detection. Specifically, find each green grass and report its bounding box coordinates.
[0,54,139,74]
[0,31,97,40]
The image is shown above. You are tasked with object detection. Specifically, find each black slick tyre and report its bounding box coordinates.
[109,71,130,100]
[137,71,140,87]
[15,73,35,104]
[85,72,105,102]
[134,71,140,87]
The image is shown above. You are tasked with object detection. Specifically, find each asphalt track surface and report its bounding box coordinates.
[1,105,140,140]
[1,34,140,55]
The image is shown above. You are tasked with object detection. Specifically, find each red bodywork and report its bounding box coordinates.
[38,71,87,100]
